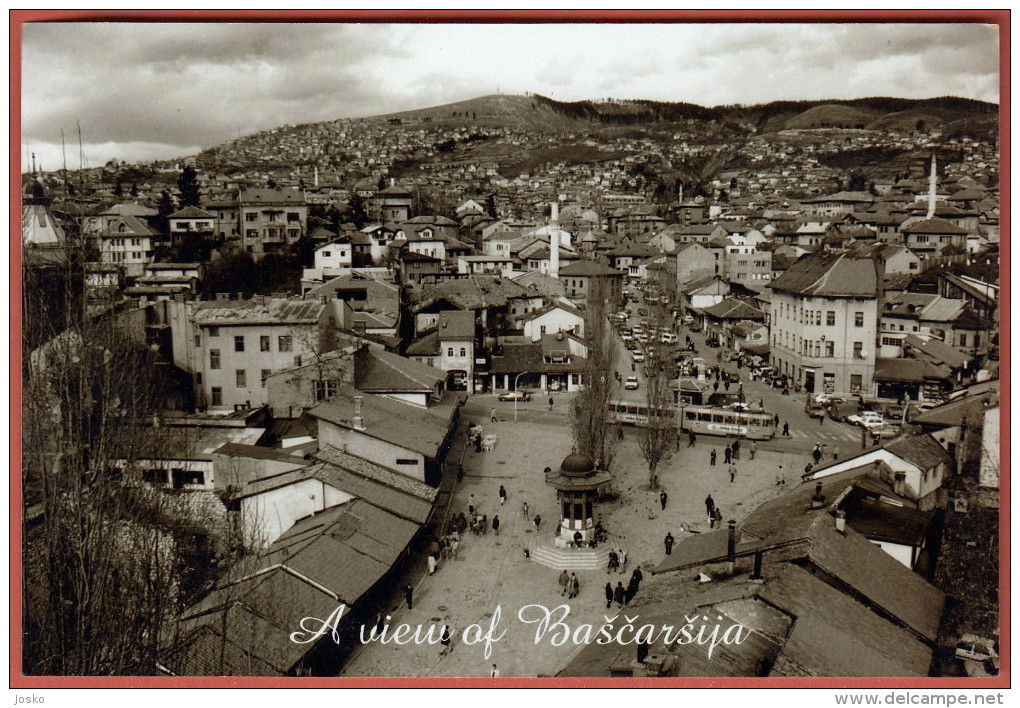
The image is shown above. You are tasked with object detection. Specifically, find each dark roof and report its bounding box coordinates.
[770,252,877,298]
[405,330,441,357]
[239,187,305,204]
[194,298,323,326]
[874,358,953,383]
[212,443,310,465]
[436,310,475,340]
[911,387,998,428]
[702,298,765,321]
[310,389,452,459]
[883,434,953,471]
[414,276,533,312]
[903,334,972,370]
[901,217,968,235]
[355,347,445,392]
[168,205,214,219]
[558,260,625,277]
[489,342,543,374]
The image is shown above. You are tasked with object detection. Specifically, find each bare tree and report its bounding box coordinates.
[571,277,618,469]
[638,302,675,489]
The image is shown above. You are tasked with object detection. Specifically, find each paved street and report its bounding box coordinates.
[340,389,810,677]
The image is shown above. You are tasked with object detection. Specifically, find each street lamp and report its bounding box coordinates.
[513,371,529,423]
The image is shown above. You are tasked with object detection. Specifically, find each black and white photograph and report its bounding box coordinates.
[15,13,1006,688]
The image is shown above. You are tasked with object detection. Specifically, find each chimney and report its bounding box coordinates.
[835,509,847,535]
[927,152,937,219]
[550,201,560,279]
[810,482,825,509]
[353,395,366,430]
[726,520,737,575]
[893,471,906,496]
[750,550,763,581]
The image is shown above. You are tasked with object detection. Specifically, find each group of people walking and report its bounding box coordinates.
[605,566,644,608]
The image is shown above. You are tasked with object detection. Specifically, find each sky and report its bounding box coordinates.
[19,19,1001,170]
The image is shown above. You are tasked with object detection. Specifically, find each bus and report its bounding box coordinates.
[608,401,775,440]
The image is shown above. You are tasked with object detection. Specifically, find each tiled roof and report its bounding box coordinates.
[437,310,476,340]
[770,252,877,298]
[355,347,445,392]
[194,298,324,326]
[883,434,953,472]
[874,358,953,383]
[239,187,305,204]
[901,217,968,235]
[903,334,972,369]
[702,298,765,321]
[414,275,533,312]
[557,260,624,277]
[168,205,214,219]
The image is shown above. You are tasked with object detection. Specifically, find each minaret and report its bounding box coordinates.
[550,201,560,279]
[927,151,937,219]
[313,165,319,188]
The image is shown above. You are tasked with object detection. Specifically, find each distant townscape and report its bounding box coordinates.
[21,93,1000,679]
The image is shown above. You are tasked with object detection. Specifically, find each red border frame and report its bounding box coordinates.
[10,8,1010,689]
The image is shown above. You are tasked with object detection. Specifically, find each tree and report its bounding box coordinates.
[343,193,368,228]
[22,224,198,674]
[638,303,675,489]
[571,277,618,471]
[178,166,201,208]
[114,180,124,198]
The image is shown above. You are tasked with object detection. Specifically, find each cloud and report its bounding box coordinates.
[19,21,1001,166]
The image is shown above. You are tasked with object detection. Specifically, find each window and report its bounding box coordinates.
[882,336,901,346]
[460,347,467,357]
[294,355,302,367]
[236,369,246,387]
[909,262,918,270]
[246,229,257,240]
[540,325,546,335]
[447,347,454,357]
[826,311,835,326]
[194,334,201,347]
[853,342,864,359]
[278,335,293,352]
[261,369,271,387]
[825,341,834,357]
[854,311,864,327]
[314,380,339,401]
[287,212,299,223]
[850,374,863,394]
[211,387,222,406]
[234,335,245,352]
[260,335,270,352]
[209,349,221,369]
[959,334,967,347]
[245,212,257,222]
[196,372,202,385]
[322,251,331,258]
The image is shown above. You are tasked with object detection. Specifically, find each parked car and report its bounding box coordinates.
[848,411,885,427]
[498,390,530,402]
[956,634,999,668]
[828,401,862,422]
[632,351,646,363]
[688,323,702,333]
[885,404,906,421]
[624,376,640,390]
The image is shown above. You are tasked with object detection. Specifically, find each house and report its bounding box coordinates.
[557,260,625,307]
[405,310,477,393]
[679,275,730,315]
[126,262,205,303]
[370,182,413,223]
[674,242,717,288]
[167,205,217,253]
[309,386,459,486]
[801,191,874,217]
[488,332,589,394]
[901,218,969,258]
[97,214,155,278]
[520,300,585,342]
[457,255,514,278]
[314,238,353,275]
[700,298,766,346]
[769,252,878,397]
[186,296,340,412]
[22,187,67,267]
[804,434,953,511]
[238,188,308,260]
[878,244,922,275]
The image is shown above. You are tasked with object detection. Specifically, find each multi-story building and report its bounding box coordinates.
[723,244,772,287]
[97,214,155,277]
[769,252,879,396]
[238,188,308,259]
[188,296,334,411]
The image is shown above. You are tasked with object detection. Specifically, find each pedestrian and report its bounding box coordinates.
[833,446,839,460]
[534,514,542,531]
[492,514,500,535]
[774,414,780,429]
[605,582,614,609]
[450,537,459,560]
[457,463,464,482]
[491,407,497,422]
[660,490,668,510]
[710,449,717,466]
[631,565,643,586]
[614,581,626,608]
[729,464,737,483]
[713,381,719,393]
[724,446,731,464]
[607,549,618,574]
[549,396,554,411]
[713,506,723,528]
[631,362,636,372]
[491,664,500,678]
[732,439,740,459]
[782,422,790,437]
[499,485,507,505]
[705,494,715,519]
[558,569,570,596]
[805,462,813,475]
[675,432,681,451]
[619,548,628,573]
[812,444,822,465]
[749,441,757,460]
[522,500,530,519]
[569,573,580,599]
[404,584,414,610]
[468,494,476,515]
[688,431,696,447]
[475,436,482,453]
[664,532,675,556]
[440,625,452,656]
[428,553,437,575]
[819,413,824,426]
